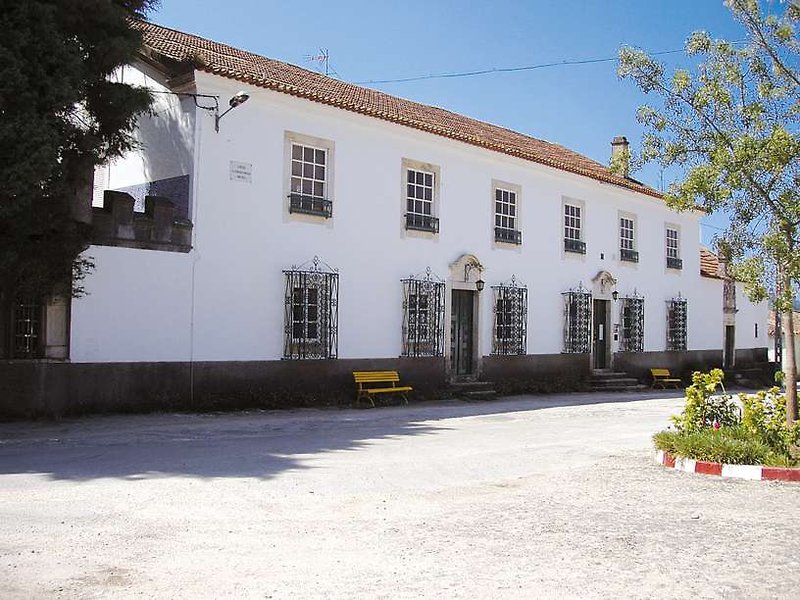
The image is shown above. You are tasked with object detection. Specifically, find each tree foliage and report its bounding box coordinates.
[0,0,156,298]
[618,0,800,423]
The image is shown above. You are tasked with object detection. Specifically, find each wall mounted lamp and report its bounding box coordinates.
[476,279,485,292]
[215,91,250,132]
[612,290,619,302]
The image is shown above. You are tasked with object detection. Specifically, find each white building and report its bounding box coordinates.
[0,21,770,417]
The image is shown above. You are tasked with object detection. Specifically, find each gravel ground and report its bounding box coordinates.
[0,391,798,599]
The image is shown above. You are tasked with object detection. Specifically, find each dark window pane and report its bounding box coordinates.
[292,144,303,159]
[304,147,314,161]
[315,149,326,164]
[424,173,433,187]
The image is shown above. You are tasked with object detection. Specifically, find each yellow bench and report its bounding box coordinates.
[651,368,682,389]
[353,371,412,407]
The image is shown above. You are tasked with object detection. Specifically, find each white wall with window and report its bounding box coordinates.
[70,66,765,364]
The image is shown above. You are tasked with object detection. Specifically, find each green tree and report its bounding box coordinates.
[0,0,156,300]
[618,0,800,424]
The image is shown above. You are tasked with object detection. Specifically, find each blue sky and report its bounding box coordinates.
[151,1,748,245]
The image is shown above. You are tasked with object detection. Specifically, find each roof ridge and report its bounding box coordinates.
[132,19,662,200]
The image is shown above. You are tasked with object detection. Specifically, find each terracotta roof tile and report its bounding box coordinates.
[132,20,663,199]
[700,248,723,279]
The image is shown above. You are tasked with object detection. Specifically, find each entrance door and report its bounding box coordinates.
[450,290,474,377]
[593,299,609,369]
[724,325,735,369]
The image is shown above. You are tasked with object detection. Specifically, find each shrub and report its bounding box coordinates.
[671,369,739,433]
[654,370,800,467]
[740,387,800,459]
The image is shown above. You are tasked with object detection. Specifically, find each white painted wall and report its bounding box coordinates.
[93,63,195,208]
[71,66,768,363]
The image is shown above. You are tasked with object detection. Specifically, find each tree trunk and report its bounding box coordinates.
[784,307,798,425]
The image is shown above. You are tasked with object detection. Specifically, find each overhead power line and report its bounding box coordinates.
[354,42,745,85]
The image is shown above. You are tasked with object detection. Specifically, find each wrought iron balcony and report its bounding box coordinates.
[405,212,439,233]
[288,193,332,218]
[564,238,586,254]
[620,248,639,263]
[495,227,522,245]
[667,257,683,270]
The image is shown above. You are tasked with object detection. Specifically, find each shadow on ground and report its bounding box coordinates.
[0,389,685,482]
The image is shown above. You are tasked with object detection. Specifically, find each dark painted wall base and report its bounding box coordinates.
[0,357,447,420]
[0,347,773,420]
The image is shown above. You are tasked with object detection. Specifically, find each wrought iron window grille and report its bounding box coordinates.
[283,256,339,359]
[620,294,645,353]
[405,212,440,233]
[288,193,332,218]
[564,238,586,254]
[495,227,523,245]
[666,294,687,351]
[562,283,592,353]
[666,257,683,270]
[401,267,445,357]
[12,296,42,358]
[620,248,639,263]
[491,275,528,356]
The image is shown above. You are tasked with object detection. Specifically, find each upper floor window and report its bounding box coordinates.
[283,257,339,359]
[666,295,687,351]
[619,216,638,263]
[285,132,334,219]
[494,186,522,245]
[666,227,682,269]
[401,268,446,357]
[405,168,438,233]
[564,203,585,254]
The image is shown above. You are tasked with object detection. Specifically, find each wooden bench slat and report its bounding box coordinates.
[650,368,681,389]
[353,370,412,407]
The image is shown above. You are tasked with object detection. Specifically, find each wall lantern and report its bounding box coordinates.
[215,91,250,132]
[612,290,619,302]
[476,279,485,292]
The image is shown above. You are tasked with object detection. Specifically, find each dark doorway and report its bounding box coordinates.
[724,325,735,370]
[451,290,475,377]
[593,299,610,369]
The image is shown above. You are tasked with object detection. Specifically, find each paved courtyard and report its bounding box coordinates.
[1,391,798,599]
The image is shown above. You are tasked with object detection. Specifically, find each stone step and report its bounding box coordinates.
[449,380,498,400]
[589,377,640,388]
[461,389,499,401]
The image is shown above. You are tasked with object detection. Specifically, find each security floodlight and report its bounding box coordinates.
[215,91,250,132]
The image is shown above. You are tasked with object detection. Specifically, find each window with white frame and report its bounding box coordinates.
[494,187,522,244]
[666,227,682,269]
[288,142,330,217]
[619,216,638,262]
[563,203,585,254]
[404,163,439,233]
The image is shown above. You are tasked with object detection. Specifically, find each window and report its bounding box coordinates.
[283,257,339,359]
[494,187,522,244]
[564,203,585,254]
[492,277,527,355]
[11,296,43,358]
[401,268,445,356]
[620,295,644,353]
[403,159,440,233]
[620,216,638,262]
[666,227,682,269]
[666,295,687,351]
[289,143,331,217]
[562,285,591,353]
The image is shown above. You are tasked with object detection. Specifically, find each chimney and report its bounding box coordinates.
[610,135,630,178]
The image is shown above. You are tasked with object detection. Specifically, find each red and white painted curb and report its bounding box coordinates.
[656,450,800,482]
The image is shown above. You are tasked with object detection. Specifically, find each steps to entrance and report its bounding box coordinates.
[727,364,775,388]
[589,370,646,393]
[449,380,498,401]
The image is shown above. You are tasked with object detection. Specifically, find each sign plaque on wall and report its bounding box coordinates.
[229,161,253,183]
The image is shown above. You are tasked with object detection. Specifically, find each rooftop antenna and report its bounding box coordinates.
[305,48,338,77]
